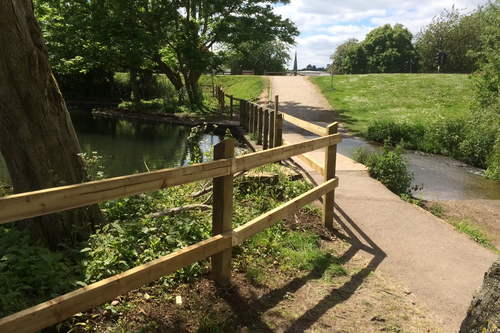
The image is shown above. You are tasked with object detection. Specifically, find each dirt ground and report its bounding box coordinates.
[424,199,500,250]
[68,213,445,333]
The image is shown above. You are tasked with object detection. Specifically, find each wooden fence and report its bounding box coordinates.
[0,90,341,333]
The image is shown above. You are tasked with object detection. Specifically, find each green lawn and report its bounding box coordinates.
[311,74,474,135]
[199,75,267,103]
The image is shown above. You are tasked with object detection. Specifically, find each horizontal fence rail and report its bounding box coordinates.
[0,134,341,225]
[0,86,341,333]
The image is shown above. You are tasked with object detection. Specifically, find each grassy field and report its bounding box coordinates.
[311,74,474,135]
[199,75,267,103]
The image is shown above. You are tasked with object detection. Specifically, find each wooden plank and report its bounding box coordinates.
[257,107,263,145]
[211,139,235,286]
[0,234,232,333]
[0,160,232,225]
[269,110,275,149]
[235,133,341,173]
[263,108,269,150]
[283,140,324,176]
[275,113,283,147]
[281,113,325,137]
[232,178,338,246]
[323,123,338,229]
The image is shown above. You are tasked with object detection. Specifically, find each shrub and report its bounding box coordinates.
[485,140,500,180]
[365,120,426,149]
[354,143,413,195]
[0,228,81,317]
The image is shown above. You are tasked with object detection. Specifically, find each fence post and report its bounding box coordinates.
[230,95,234,119]
[239,101,245,127]
[211,138,235,286]
[220,90,225,113]
[249,104,254,133]
[257,107,263,145]
[263,108,269,150]
[275,113,283,147]
[269,110,275,148]
[246,102,250,131]
[252,104,258,134]
[322,123,338,229]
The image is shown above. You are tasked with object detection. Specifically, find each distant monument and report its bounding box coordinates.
[293,51,297,76]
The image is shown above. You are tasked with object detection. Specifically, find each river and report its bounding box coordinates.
[1,111,499,201]
[0,109,223,183]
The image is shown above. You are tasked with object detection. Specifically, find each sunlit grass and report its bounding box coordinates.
[311,74,474,135]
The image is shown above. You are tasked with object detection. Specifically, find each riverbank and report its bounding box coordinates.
[311,74,500,180]
[92,109,239,128]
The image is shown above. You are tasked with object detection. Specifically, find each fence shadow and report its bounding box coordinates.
[223,202,386,332]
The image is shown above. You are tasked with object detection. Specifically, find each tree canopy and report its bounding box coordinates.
[35,0,299,102]
[329,24,416,74]
[225,40,291,75]
[414,6,486,73]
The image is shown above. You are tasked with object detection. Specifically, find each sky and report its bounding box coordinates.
[272,0,490,69]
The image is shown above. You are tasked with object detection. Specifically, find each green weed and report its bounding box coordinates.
[449,218,496,250]
[428,203,444,217]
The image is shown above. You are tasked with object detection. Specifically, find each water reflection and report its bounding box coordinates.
[0,109,223,183]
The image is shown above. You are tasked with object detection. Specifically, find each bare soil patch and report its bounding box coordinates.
[65,213,444,333]
[424,200,500,250]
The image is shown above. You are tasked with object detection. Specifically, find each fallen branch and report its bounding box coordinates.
[190,171,246,198]
[150,204,211,218]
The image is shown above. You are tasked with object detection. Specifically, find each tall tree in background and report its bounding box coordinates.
[0,0,103,248]
[415,6,485,73]
[226,40,291,75]
[363,24,417,73]
[329,38,359,74]
[329,24,415,74]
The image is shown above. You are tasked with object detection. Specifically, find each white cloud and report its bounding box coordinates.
[274,0,490,67]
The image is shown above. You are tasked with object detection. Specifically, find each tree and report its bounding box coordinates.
[470,0,500,180]
[330,24,416,74]
[0,0,103,249]
[342,42,368,74]
[415,6,485,73]
[226,40,291,75]
[38,0,299,104]
[35,0,120,100]
[329,38,359,74]
[363,24,417,73]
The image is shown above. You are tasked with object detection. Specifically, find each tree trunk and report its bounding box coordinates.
[129,67,140,103]
[108,72,116,99]
[0,0,103,249]
[153,53,184,91]
[144,70,153,100]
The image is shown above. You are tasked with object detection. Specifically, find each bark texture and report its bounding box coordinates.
[0,0,103,248]
[459,257,500,333]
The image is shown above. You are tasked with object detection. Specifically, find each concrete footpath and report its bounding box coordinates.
[270,76,497,332]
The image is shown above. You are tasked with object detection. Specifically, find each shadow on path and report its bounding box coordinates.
[223,203,386,332]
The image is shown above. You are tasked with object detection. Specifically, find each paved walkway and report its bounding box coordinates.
[269,76,497,332]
